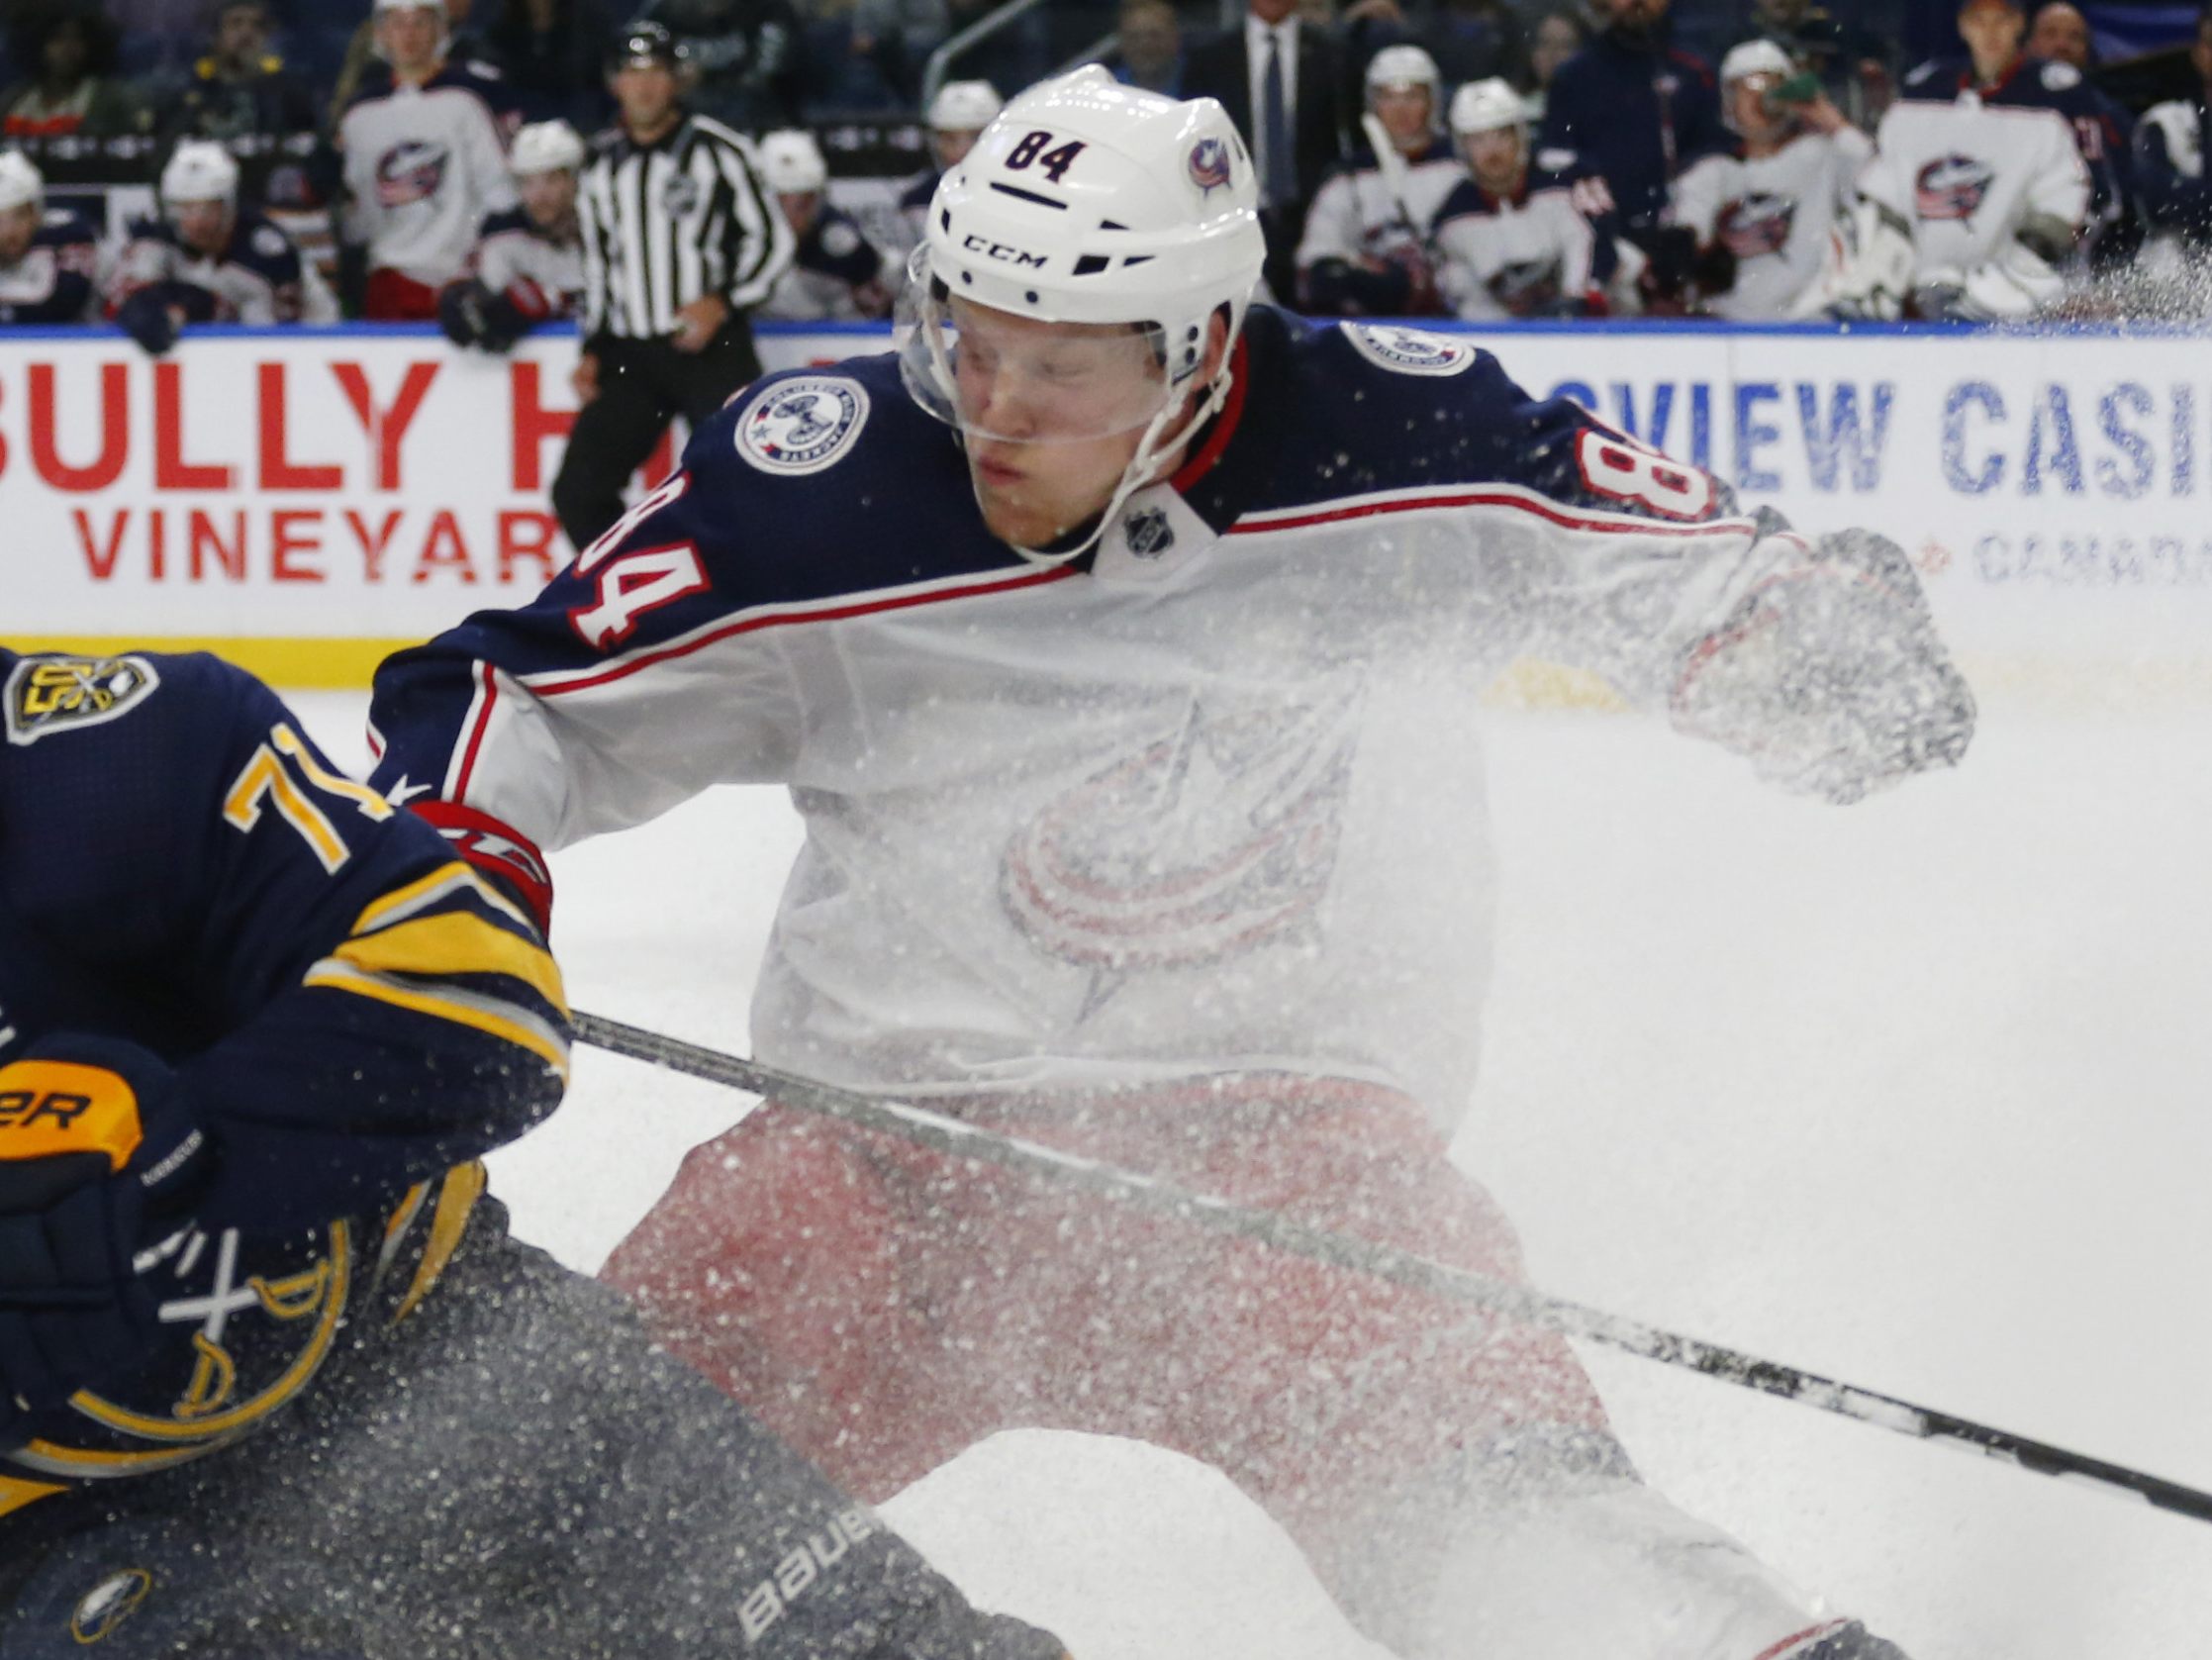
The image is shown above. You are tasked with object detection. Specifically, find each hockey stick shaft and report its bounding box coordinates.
[575,1009,2212,1527]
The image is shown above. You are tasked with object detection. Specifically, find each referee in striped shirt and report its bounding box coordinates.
[553,21,795,552]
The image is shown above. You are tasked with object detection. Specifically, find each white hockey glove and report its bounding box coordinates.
[1912,219,2072,321]
[1791,198,1914,322]
[1671,529,1974,805]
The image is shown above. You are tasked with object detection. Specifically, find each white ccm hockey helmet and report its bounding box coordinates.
[161,141,240,206]
[928,79,1004,135]
[0,150,43,215]
[758,129,828,195]
[511,119,585,177]
[900,65,1265,562]
[1365,44,1442,110]
[1449,77,1531,140]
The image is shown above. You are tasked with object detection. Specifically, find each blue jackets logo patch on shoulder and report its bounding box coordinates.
[735,377,871,475]
[1342,324,1477,377]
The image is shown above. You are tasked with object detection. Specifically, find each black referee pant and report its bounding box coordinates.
[551,321,763,554]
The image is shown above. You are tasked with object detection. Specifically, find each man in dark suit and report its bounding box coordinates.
[1185,0,1346,304]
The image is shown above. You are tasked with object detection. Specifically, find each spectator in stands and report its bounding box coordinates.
[1184,0,1348,303]
[1296,44,1459,315]
[0,147,95,321]
[1433,76,1618,317]
[1536,0,1721,255]
[755,126,891,319]
[797,0,918,114]
[1811,0,2093,320]
[1107,0,1184,97]
[1525,6,1586,114]
[439,115,583,348]
[338,0,519,319]
[2135,8,2212,262]
[925,0,1050,105]
[482,0,614,126]
[637,0,804,131]
[0,3,148,139]
[1662,37,1869,317]
[157,0,318,143]
[898,76,998,241]
[1336,0,1529,94]
[108,139,337,353]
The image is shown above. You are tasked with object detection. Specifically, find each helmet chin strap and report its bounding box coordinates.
[996,353,1239,569]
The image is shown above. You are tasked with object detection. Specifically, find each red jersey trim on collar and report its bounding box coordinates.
[1169,337,1251,495]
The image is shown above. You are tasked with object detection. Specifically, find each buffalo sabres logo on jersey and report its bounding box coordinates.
[1718,192,1797,259]
[1341,323,1478,377]
[375,140,449,207]
[5,654,159,746]
[1914,153,1993,221]
[735,376,871,475]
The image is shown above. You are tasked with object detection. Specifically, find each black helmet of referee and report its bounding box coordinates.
[607,19,688,74]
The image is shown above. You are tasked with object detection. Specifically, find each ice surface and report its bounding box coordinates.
[297,692,2212,1660]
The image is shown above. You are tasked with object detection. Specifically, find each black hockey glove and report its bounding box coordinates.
[1672,528,1975,804]
[1794,1621,1913,1660]
[0,1037,211,1432]
[437,277,495,349]
[115,286,181,356]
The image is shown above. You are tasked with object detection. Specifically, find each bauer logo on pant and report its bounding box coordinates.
[735,377,871,475]
[69,1568,152,1643]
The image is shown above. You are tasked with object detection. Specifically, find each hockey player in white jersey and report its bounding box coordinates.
[1665,41,1871,320]
[339,0,519,320]
[1807,0,2090,320]
[440,118,585,351]
[1432,77,1617,319]
[1296,46,1461,316]
[0,150,98,325]
[368,67,1967,1660]
[108,141,339,353]
[756,128,895,322]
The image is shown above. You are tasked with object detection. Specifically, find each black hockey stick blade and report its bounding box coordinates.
[575,1008,2212,1527]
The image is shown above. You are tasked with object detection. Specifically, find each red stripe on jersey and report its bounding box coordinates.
[1752,1621,1852,1660]
[530,562,1081,700]
[1229,489,1756,539]
[1169,338,1251,495]
[453,660,500,803]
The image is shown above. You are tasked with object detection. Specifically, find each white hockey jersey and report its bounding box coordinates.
[1667,128,1871,320]
[367,313,1969,1128]
[471,208,584,318]
[1295,138,1465,314]
[1431,181,1604,320]
[1866,60,2089,301]
[339,64,518,288]
[108,210,339,325]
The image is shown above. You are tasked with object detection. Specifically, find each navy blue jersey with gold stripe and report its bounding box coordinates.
[0,648,568,1510]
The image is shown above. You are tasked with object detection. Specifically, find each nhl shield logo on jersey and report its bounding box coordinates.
[735,377,871,475]
[1122,505,1175,558]
[4,654,160,746]
[1914,154,1993,222]
[1342,323,1477,377]
[663,173,704,218]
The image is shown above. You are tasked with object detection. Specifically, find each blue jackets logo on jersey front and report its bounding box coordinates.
[735,377,871,475]
[1914,154,1993,221]
[1341,323,1477,377]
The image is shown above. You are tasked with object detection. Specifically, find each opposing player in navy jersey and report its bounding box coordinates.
[369,66,1968,1660]
[440,118,585,352]
[108,141,337,355]
[0,151,98,326]
[0,647,1070,1660]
